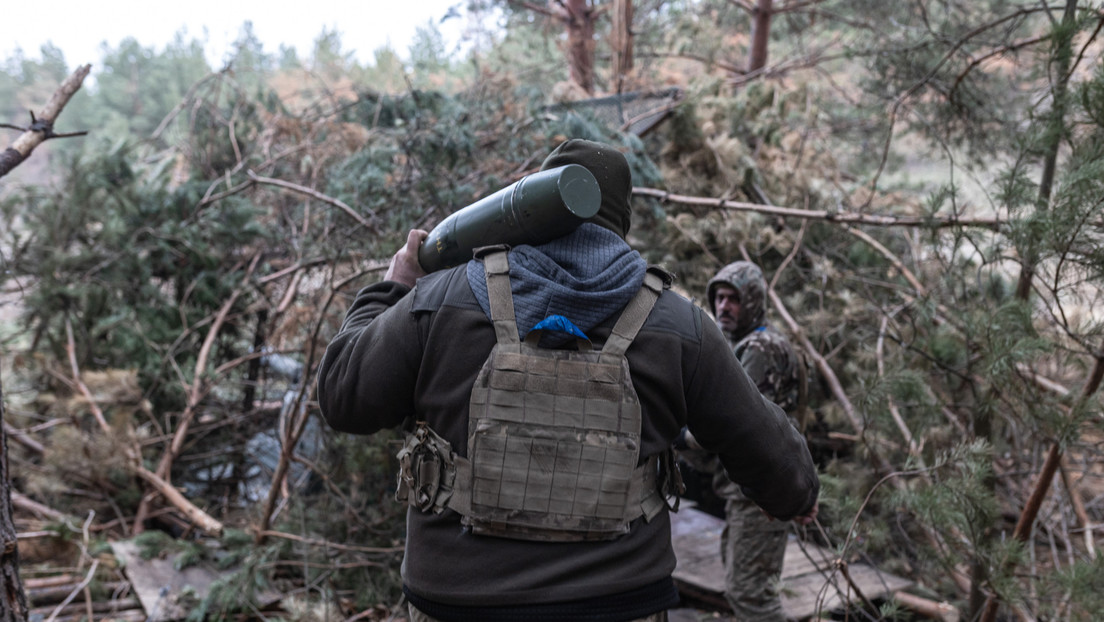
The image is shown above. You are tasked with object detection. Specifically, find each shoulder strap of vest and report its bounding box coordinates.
[479,248,520,345]
[599,266,668,362]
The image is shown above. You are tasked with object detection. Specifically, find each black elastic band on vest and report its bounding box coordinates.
[403,577,680,622]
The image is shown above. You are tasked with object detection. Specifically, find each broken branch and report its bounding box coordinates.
[0,64,91,178]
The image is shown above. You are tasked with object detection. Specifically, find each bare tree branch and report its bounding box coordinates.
[253,529,403,555]
[632,186,1005,229]
[63,319,224,537]
[866,6,1047,208]
[0,64,91,178]
[508,0,565,19]
[153,254,262,482]
[727,0,756,13]
[248,170,381,232]
[949,34,1050,101]
[774,0,829,13]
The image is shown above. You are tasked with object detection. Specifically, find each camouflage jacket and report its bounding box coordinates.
[696,324,806,500]
[733,323,802,416]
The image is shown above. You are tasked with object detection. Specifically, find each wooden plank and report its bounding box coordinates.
[670,505,726,592]
[112,540,223,621]
[671,505,914,620]
[780,568,850,615]
[781,538,834,578]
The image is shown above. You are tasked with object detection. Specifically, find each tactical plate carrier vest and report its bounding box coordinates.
[396,248,676,542]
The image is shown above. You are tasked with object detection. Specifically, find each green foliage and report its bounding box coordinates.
[132,530,209,573]
[859,367,941,432]
[1,45,69,125]
[223,22,277,77]
[134,529,178,559]
[25,424,141,517]
[408,21,472,90]
[973,302,1046,379]
[1080,60,1104,128]
[265,428,413,609]
[186,571,251,621]
[476,6,566,95]
[849,0,1035,160]
[6,140,265,409]
[91,37,212,140]
[1039,557,1104,622]
[812,468,868,543]
[357,47,409,93]
[6,5,1104,620]
[173,540,210,570]
[309,28,356,79]
[1047,133,1104,276]
[907,441,1000,541]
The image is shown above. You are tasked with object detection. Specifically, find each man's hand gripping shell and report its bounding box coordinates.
[385,229,429,287]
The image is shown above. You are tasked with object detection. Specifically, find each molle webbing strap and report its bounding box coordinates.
[450,453,472,516]
[483,250,520,345]
[599,270,665,364]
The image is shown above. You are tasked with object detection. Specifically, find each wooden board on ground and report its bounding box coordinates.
[112,540,222,621]
[112,540,281,620]
[670,505,913,620]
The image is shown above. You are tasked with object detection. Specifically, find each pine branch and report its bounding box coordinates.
[728,182,981,596]
[949,34,1050,102]
[980,336,1104,622]
[256,260,342,542]
[253,529,403,555]
[978,4,1085,615]
[866,6,1048,209]
[153,255,261,481]
[134,256,262,535]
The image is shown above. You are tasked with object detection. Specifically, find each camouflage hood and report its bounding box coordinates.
[707,261,767,341]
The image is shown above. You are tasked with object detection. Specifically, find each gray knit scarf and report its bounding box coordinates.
[467,223,647,343]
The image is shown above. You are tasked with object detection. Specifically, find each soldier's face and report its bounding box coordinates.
[713,285,741,334]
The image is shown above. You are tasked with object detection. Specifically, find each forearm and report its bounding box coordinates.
[316,281,420,434]
[732,417,819,520]
[686,322,819,520]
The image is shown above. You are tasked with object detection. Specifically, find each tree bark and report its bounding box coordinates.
[979,342,1103,622]
[0,375,30,621]
[979,3,1080,620]
[747,0,774,74]
[611,0,634,93]
[1013,0,1076,300]
[563,0,596,94]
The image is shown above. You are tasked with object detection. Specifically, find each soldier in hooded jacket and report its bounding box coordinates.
[681,260,809,621]
[316,139,819,622]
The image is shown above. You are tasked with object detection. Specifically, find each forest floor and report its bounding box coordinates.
[15,508,743,621]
